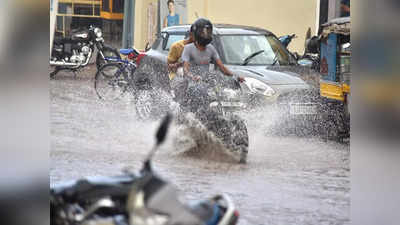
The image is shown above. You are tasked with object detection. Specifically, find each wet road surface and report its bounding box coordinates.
[50,68,349,225]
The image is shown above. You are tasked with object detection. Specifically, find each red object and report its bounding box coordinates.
[136,53,146,65]
[234,210,239,218]
[128,52,137,60]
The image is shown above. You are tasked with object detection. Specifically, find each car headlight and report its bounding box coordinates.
[244,77,275,97]
[94,28,102,38]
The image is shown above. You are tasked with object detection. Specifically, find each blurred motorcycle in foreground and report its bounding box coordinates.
[50,114,240,225]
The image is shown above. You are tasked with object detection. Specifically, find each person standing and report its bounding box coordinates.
[340,0,350,17]
[163,0,181,28]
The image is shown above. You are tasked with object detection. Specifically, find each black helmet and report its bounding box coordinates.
[192,18,213,46]
[185,24,195,38]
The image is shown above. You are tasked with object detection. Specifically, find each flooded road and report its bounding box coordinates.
[50,68,349,225]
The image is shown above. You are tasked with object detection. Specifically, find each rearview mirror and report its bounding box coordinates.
[145,42,151,52]
[143,113,172,169]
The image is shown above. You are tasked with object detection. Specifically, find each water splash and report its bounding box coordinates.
[172,113,242,163]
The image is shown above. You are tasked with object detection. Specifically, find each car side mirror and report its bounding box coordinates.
[161,32,169,50]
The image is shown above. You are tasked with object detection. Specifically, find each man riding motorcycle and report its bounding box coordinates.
[179,18,244,112]
[177,19,249,165]
[181,18,243,82]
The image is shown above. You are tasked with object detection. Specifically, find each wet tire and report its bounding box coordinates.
[94,63,127,101]
[50,70,57,79]
[203,113,249,163]
[96,46,120,70]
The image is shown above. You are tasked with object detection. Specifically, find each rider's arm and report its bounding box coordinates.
[183,61,194,79]
[167,43,183,71]
[216,58,244,82]
[210,45,233,77]
[215,59,233,76]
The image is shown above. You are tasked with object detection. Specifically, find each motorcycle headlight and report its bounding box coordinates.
[94,28,102,38]
[222,88,239,99]
[244,77,275,97]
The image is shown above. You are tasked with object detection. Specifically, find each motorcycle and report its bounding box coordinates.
[50,25,121,78]
[279,33,320,71]
[50,114,240,225]
[279,34,297,48]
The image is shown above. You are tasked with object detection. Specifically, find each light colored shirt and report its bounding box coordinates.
[181,43,220,65]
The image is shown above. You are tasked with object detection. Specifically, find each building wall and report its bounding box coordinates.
[134,0,158,50]
[134,0,318,53]
[204,0,318,53]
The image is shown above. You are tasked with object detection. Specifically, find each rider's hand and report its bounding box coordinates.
[237,76,245,83]
[168,63,178,72]
[193,75,201,81]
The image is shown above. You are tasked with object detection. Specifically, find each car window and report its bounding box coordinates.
[151,37,162,50]
[219,34,294,65]
[164,34,185,51]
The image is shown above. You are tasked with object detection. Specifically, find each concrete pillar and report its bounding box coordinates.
[328,0,341,20]
[122,0,136,48]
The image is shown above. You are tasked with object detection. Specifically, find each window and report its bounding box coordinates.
[102,0,110,12]
[58,3,71,14]
[152,37,162,50]
[113,0,124,13]
[164,34,185,51]
[219,35,294,65]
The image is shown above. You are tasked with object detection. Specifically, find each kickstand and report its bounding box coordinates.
[72,68,80,78]
[50,67,60,79]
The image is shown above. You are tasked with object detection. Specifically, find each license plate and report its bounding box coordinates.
[289,103,318,115]
[220,102,244,107]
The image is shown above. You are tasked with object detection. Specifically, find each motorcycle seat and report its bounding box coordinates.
[53,37,73,45]
[51,175,136,201]
[120,48,139,56]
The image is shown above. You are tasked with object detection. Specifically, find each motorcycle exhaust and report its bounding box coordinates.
[49,49,92,67]
[49,61,80,66]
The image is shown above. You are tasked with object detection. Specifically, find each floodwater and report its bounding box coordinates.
[50,67,350,225]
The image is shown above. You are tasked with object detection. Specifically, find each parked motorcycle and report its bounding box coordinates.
[51,114,240,225]
[279,34,297,48]
[50,25,120,78]
[279,33,320,71]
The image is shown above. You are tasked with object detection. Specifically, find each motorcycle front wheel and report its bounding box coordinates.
[206,113,249,163]
[95,63,128,101]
